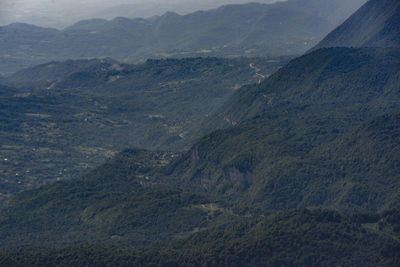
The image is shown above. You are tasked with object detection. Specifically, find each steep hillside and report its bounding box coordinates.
[0,56,287,199]
[1,49,398,249]
[313,0,400,49]
[167,48,400,212]
[0,1,399,264]
[203,0,400,132]
[310,112,400,210]
[0,0,365,75]
[202,47,400,130]
[171,111,400,212]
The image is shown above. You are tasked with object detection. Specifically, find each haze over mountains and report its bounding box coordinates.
[0,0,399,265]
[0,0,279,28]
[0,0,366,75]
[0,0,366,29]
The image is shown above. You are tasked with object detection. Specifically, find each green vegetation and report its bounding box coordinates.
[170,110,400,212]
[0,0,399,265]
[1,47,399,252]
[167,48,400,212]
[0,56,288,198]
[203,47,400,129]
[1,209,399,266]
[0,149,220,247]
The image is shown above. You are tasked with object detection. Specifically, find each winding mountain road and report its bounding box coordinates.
[249,63,266,83]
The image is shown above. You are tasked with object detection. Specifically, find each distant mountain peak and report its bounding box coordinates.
[163,11,180,17]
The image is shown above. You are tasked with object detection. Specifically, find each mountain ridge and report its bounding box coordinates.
[0,0,399,264]
[313,0,400,50]
[164,47,400,213]
[0,0,365,75]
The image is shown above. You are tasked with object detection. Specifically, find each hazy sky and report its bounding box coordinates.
[0,0,280,28]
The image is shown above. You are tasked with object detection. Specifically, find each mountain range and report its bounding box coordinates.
[0,0,366,76]
[0,0,279,29]
[0,0,399,265]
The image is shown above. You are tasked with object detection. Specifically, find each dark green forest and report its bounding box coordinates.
[1,209,400,266]
[0,0,399,265]
[1,45,399,265]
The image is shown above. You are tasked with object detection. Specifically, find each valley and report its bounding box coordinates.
[0,0,399,265]
[0,56,288,199]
